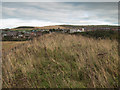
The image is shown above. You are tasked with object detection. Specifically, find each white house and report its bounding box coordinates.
[77,29,82,32]
[69,28,85,33]
[70,29,77,33]
[81,28,85,32]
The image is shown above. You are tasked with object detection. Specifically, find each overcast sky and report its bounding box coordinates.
[1,2,118,29]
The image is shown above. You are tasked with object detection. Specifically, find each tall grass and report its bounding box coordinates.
[2,33,119,88]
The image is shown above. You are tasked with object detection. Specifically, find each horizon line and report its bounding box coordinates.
[1,24,119,29]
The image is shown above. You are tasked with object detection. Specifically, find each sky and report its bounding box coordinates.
[1,2,118,29]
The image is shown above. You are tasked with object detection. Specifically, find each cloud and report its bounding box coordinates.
[1,18,64,29]
[2,0,120,2]
[1,2,118,28]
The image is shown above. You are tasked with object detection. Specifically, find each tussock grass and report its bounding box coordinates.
[2,33,118,88]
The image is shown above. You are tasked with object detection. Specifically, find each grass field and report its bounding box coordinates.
[2,41,28,54]
[2,33,119,88]
[2,41,28,52]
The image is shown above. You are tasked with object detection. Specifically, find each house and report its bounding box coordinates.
[61,29,69,33]
[7,31,17,37]
[18,34,23,37]
[69,29,77,33]
[2,33,7,37]
[36,31,42,37]
[81,28,85,32]
[69,28,85,33]
[77,29,82,32]
[23,33,31,39]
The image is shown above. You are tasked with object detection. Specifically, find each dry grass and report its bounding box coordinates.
[2,33,119,88]
[2,41,28,54]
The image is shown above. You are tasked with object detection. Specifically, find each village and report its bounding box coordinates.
[1,26,118,41]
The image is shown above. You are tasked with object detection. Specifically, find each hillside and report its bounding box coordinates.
[36,25,118,29]
[10,25,118,31]
[15,26,35,29]
[2,33,118,88]
[11,25,66,30]
[36,25,66,29]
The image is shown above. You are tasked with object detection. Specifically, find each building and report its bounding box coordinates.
[82,28,85,32]
[36,31,42,36]
[7,31,18,37]
[69,29,84,33]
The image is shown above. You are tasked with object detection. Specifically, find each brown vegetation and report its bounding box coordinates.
[2,33,118,88]
[2,41,27,54]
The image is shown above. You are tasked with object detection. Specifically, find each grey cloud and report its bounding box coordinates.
[2,2,118,26]
[2,0,120,2]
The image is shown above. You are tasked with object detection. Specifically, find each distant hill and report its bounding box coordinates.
[15,26,35,29]
[60,25,118,28]
[35,25,67,29]
[11,25,118,31]
[36,25,118,29]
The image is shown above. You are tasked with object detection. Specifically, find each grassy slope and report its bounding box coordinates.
[2,33,118,88]
[11,25,66,31]
[2,41,28,54]
[11,25,118,31]
[36,25,66,29]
